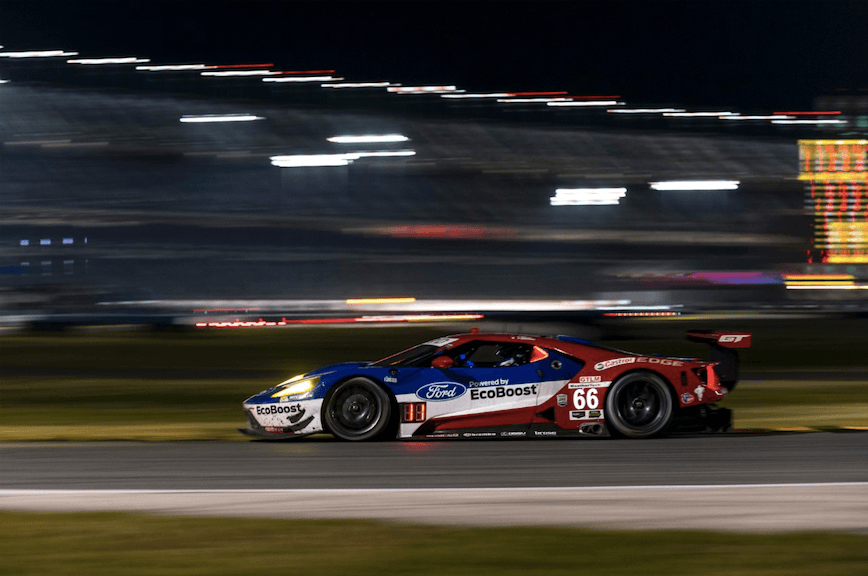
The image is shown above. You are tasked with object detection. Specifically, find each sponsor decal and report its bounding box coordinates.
[416,382,467,401]
[579,375,602,383]
[470,384,538,400]
[462,432,497,437]
[569,381,611,389]
[694,385,705,402]
[719,334,749,343]
[533,430,558,436]
[426,336,459,348]
[425,433,459,438]
[570,410,603,420]
[681,392,695,404]
[251,402,315,434]
[637,357,684,367]
[468,378,509,388]
[500,431,527,437]
[594,357,636,371]
[384,376,398,384]
[255,403,303,416]
[557,394,568,407]
[573,388,600,410]
[594,357,686,371]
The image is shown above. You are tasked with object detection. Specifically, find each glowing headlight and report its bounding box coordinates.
[271,376,318,398]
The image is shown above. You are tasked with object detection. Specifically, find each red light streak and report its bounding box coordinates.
[400,441,437,451]
[195,319,288,328]
[195,314,484,328]
[284,318,354,324]
[193,308,260,313]
[380,224,515,240]
[602,312,680,317]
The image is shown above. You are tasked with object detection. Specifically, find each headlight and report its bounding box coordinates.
[271,375,318,398]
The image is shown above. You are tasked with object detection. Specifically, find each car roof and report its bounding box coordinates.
[433,332,610,355]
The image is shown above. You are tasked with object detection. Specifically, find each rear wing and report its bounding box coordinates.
[686,331,752,389]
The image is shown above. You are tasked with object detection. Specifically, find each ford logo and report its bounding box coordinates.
[416,382,467,401]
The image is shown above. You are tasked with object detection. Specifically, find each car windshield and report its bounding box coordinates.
[370,344,439,367]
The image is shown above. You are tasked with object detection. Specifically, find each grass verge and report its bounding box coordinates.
[2,511,867,576]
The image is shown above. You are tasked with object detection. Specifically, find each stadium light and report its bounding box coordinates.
[271,154,354,167]
[551,188,627,206]
[547,100,622,107]
[136,64,206,71]
[327,135,409,143]
[263,76,341,82]
[650,180,739,191]
[270,150,415,167]
[0,50,78,58]
[67,57,150,65]
[321,82,397,88]
[180,114,264,123]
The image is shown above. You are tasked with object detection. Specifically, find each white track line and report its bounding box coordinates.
[2,482,867,495]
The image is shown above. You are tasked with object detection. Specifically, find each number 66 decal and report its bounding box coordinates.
[573,388,600,410]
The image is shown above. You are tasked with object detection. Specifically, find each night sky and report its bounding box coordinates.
[2,1,867,111]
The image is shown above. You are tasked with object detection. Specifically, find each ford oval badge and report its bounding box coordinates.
[416,382,467,401]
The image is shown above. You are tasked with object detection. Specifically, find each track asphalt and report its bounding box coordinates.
[2,433,866,531]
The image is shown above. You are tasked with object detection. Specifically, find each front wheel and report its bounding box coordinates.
[605,372,674,438]
[324,378,392,441]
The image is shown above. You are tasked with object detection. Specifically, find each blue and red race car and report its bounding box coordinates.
[240,330,751,440]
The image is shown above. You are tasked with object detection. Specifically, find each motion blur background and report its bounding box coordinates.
[3,4,868,561]
[2,0,868,330]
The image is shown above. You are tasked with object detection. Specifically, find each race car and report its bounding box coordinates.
[240,329,751,440]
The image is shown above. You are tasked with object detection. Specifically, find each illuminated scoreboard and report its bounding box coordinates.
[799,140,868,264]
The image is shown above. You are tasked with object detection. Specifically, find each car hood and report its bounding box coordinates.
[245,362,371,404]
[304,362,370,378]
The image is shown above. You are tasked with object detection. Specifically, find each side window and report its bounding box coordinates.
[448,342,532,368]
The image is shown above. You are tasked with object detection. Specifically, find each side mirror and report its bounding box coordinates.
[431,356,454,369]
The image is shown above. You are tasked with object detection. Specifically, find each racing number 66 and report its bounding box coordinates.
[573,388,599,410]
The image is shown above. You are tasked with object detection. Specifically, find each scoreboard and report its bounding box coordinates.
[800,140,868,264]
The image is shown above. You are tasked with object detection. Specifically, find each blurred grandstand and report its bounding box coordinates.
[1,50,866,328]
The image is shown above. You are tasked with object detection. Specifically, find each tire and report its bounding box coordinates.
[323,377,392,441]
[604,371,674,438]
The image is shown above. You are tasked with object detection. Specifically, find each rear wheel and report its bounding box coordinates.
[605,372,674,438]
[324,378,391,441]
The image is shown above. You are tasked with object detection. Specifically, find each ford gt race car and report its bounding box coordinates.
[240,330,751,440]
